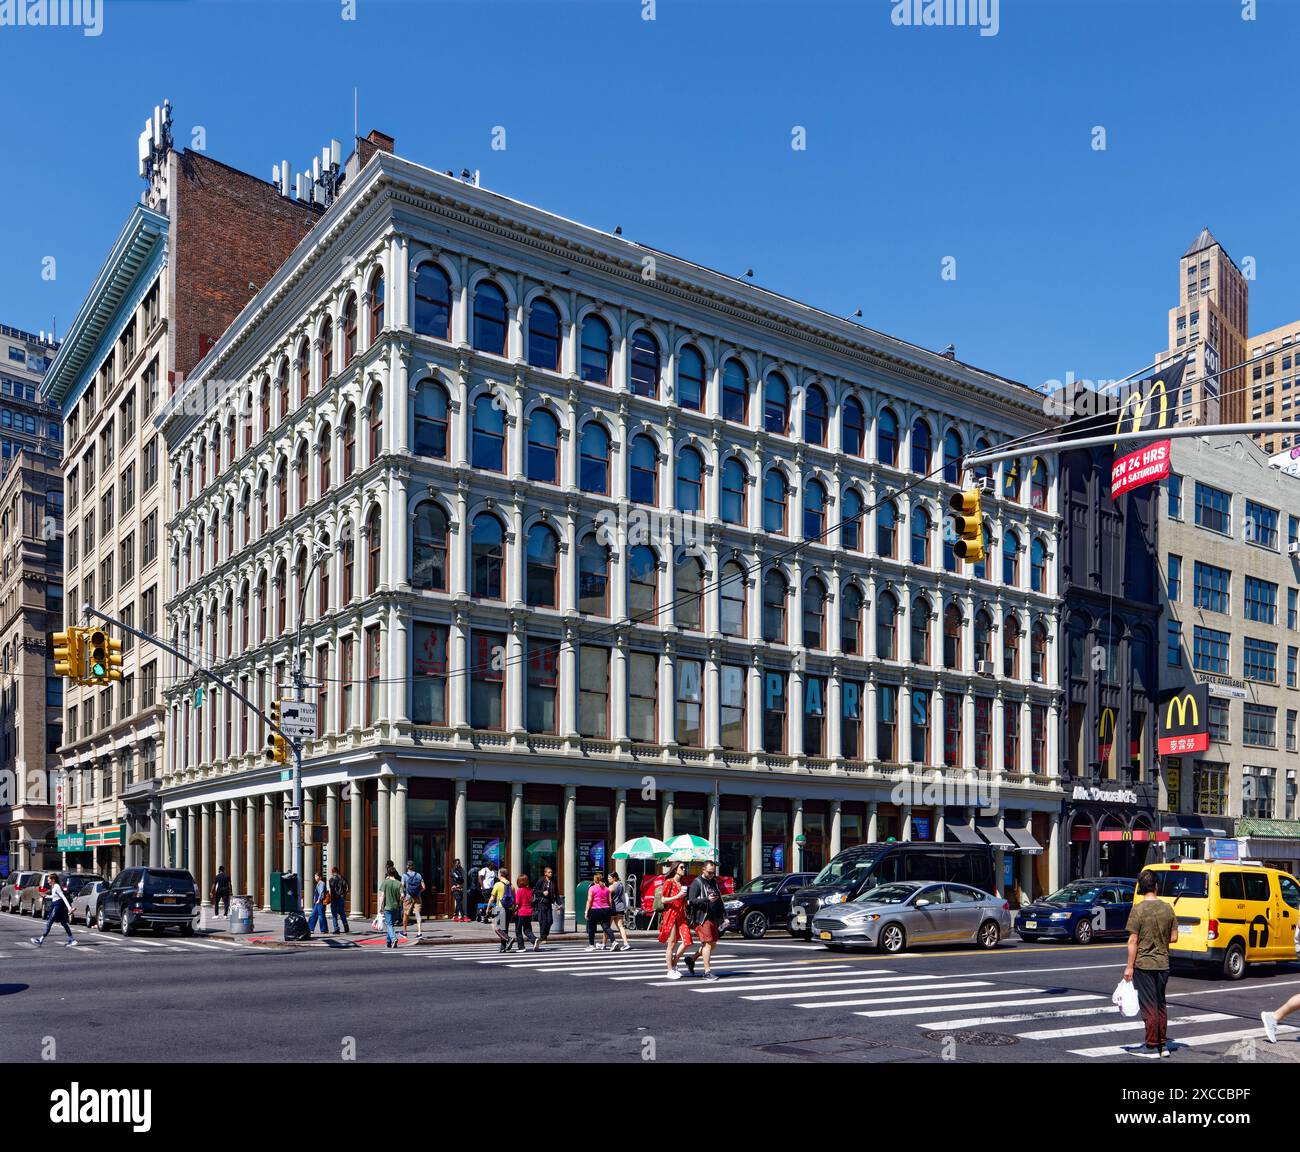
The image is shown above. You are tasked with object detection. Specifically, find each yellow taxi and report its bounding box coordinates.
[1138,861,1300,980]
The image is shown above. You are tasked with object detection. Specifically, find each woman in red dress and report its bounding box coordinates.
[658,861,692,980]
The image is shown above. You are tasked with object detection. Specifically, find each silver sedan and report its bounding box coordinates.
[69,880,107,926]
[811,881,1011,954]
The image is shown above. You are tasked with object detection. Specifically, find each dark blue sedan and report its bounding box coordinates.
[1014,877,1138,944]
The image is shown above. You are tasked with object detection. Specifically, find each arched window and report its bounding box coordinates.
[414,263,452,340]
[803,577,826,649]
[526,523,559,608]
[579,422,610,494]
[1030,456,1049,510]
[472,394,506,472]
[275,561,287,632]
[412,503,448,592]
[943,428,963,484]
[1003,458,1023,502]
[277,361,290,424]
[223,499,234,557]
[842,396,865,456]
[876,590,898,660]
[804,384,828,446]
[224,593,233,657]
[577,534,610,616]
[973,436,992,483]
[294,550,308,624]
[367,386,383,463]
[763,469,788,535]
[318,533,332,615]
[722,359,748,423]
[198,439,207,490]
[272,461,284,526]
[527,298,561,371]
[877,407,899,467]
[320,316,333,383]
[876,499,898,559]
[256,571,268,643]
[296,338,310,404]
[841,488,863,552]
[1004,614,1021,678]
[368,269,384,343]
[527,408,560,484]
[240,485,251,545]
[911,506,931,566]
[1032,621,1048,683]
[580,315,612,384]
[840,583,864,655]
[762,570,788,643]
[472,280,508,356]
[470,512,505,599]
[911,597,931,664]
[629,330,660,398]
[295,442,308,509]
[720,561,746,636]
[720,458,747,525]
[341,405,356,480]
[366,506,383,593]
[318,423,332,494]
[1031,536,1048,593]
[1003,529,1020,586]
[973,523,992,581]
[342,529,355,603]
[677,345,706,411]
[974,609,993,666]
[676,446,703,513]
[764,372,789,434]
[627,545,658,619]
[259,382,270,439]
[675,556,704,631]
[342,294,358,364]
[629,433,658,505]
[911,418,932,474]
[803,478,826,539]
[943,603,963,669]
[414,380,450,459]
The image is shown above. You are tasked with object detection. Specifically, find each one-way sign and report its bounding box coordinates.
[279,701,317,740]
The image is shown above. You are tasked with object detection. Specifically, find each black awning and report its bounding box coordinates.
[976,820,1016,850]
[946,823,983,846]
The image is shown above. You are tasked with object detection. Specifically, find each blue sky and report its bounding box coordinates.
[0,0,1292,392]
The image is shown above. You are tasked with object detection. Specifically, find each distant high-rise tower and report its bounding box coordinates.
[1156,227,1248,428]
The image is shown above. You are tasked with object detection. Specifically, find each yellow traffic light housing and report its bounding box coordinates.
[86,628,122,684]
[52,627,83,681]
[949,488,985,563]
[265,699,288,765]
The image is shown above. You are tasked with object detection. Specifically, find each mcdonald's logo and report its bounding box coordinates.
[1158,684,1209,756]
[1114,376,1169,450]
[1098,707,1116,739]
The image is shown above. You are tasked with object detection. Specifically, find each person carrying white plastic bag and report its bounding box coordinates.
[1122,869,1179,1057]
[1112,976,1139,1017]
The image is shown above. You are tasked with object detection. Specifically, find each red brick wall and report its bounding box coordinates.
[172,150,321,379]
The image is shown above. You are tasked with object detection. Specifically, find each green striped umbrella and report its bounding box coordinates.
[666,833,718,862]
[611,836,672,861]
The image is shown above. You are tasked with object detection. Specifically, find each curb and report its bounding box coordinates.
[207,927,662,949]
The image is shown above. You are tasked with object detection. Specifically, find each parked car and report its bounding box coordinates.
[1015,877,1138,944]
[723,872,814,939]
[96,867,200,936]
[1,871,40,914]
[812,881,1011,954]
[790,843,997,938]
[69,879,108,926]
[24,873,106,920]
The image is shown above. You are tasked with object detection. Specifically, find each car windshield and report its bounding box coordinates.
[1044,884,1102,904]
[143,871,194,895]
[737,876,785,894]
[812,849,886,888]
[853,884,916,906]
[1154,871,1208,899]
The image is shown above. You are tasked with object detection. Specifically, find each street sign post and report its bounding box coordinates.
[279,701,317,740]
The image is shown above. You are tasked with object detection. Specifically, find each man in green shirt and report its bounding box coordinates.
[380,865,404,949]
[1124,869,1179,1057]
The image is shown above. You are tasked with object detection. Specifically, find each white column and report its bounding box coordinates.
[350,784,364,918]
[454,779,468,870]
[261,795,273,911]
[792,798,804,872]
[214,802,227,880]
[392,775,408,868]
[707,792,719,848]
[244,798,256,902]
[866,800,878,843]
[200,803,212,907]
[377,776,391,885]
[510,781,524,881]
[326,783,341,877]
[829,799,842,857]
[1048,811,1061,891]
[748,796,763,878]
[662,790,675,841]
[562,784,576,933]
[614,789,627,849]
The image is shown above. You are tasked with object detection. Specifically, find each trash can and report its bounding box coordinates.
[551,898,565,935]
[270,871,300,913]
[228,894,254,934]
[574,882,590,927]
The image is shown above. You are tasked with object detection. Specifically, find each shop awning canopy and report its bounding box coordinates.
[976,820,1016,850]
[946,823,983,846]
[1006,826,1043,854]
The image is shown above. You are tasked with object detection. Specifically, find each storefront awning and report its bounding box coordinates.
[1163,826,1211,839]
[946,823,983,846]
[1006,826,1043,854]
[976,820,1016,850]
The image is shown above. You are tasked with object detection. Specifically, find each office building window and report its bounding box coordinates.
[1243,703,1277,748]
[1193,562,1230,614]
[1194,482,1231,534]
[1208,698,1230,742]
[1192,625,1230,674]
[1245,576,1278,624]
[1244,637,1278,684]
[1245,500,1279,549]
[1167,554,1181,601]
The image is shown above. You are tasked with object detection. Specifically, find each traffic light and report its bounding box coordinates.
[86,628,123,684]
[52,627,83,681]
[948,488,985,563]
[265,698,288,765]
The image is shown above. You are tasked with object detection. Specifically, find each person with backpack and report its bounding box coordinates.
[400,861,425,940]
[683,861,726,981]
[584,871,615,951]
[306,872,329,935]
[607,870,631,951]
[30,873,77,948]
[534,865,557,947]
[328,866,350,934]
[513,874,537,951]
[489,870,516,951]
[380,864,404,948]
[450,858,466,922]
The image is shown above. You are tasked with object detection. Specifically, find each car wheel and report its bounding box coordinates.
[1223,941,1246,981]
[741,910,769,940]
[121,910,134,937]
[878,923,906,954]
[96,906,107,932]
[977,920,1001,949]
[1073,918,1094,945]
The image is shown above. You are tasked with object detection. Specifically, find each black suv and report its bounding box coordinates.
[723,872,814,938]
[96,867,199,936]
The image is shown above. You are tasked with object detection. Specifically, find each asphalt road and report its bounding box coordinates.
[4,911,1300,1064]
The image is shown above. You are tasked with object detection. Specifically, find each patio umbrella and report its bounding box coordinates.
[666,833,717,862]
[611,836,672,861]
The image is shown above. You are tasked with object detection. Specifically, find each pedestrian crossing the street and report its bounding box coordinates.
[412,941,1284,1059]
